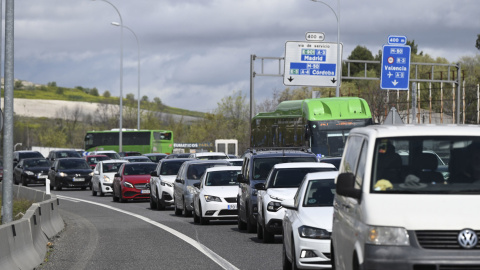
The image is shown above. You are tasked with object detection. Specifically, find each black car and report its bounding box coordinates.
[48,158,93,191]
[13,150,44,169]
[237,149,318,233]
[144,153,168,163]
[165,153,191,159]
[14,158,51,186]
[47,149,82,162]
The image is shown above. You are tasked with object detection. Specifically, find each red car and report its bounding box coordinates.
[112,162,157,203]
[84,155,110,169]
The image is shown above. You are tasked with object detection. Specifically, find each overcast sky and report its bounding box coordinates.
[10,0,480,112]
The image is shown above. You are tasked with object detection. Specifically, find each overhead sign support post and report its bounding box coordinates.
[380,35,411,90]
[283,41,343,88]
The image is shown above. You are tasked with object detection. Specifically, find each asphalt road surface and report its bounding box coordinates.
[31,185,283,270]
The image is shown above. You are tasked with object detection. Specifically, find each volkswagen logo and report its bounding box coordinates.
[458,229,478,249]
[75,174,81,177]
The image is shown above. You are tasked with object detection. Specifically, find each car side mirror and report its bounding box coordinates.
[94,171,100,175]
[175,179,182,183]
[51,166,55,170]
[193,182,200,188]
[254,182,265,190]
[237,174,245,183]
[336,172,362,200]
[114,173,120,178]
[281,199,296,210]
[150,171,158,177]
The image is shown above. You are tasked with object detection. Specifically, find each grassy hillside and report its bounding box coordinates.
[9,81,206,118]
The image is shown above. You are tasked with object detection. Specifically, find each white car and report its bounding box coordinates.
[91,159,128,196]
[192,166,241,225]
[89,150,121,160]
[255,162,336,243]
[149,158,192,210]
[282,171,338,270]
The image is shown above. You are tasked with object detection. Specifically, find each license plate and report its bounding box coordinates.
[141,189,150,194]
[38,175,47,179]
[73,178,85,182]
[228,204,237,210]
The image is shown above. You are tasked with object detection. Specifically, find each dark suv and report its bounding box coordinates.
[237,149,318,233]
[47,150,82,162]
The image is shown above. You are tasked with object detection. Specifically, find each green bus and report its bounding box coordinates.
[251,97,373,158]
[84,129,174,154]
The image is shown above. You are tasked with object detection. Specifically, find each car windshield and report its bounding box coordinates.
[21,152,43,159]
[24,159,50,168]
[196,155,227,160]
[101,152,121,159]
[87,156,109,165]
[268,168,335,188]
[252,157,317,180]
[371,136,480,194]
[59,159,90,170]
[187,163,227,180]
[205,170,240,186]
[160,161,185,175]
[56,151,81,158]
[303,179,336,207]
[102,162,125,173]
[124,163,157,175]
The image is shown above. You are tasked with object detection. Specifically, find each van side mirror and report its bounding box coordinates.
[237,174,245,183]
[254,183,265,190]
[336,172,362,200]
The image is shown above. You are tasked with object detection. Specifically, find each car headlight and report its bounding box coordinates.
[204,195,222,202]
[123,181,134,188]
[59,172,67,177]
[298,226,331,239]
[165,182,173,187]
[366,226,409,246]
[267,201,282,212]
[160,181,165,186]
[89,172,94,176]
[25,171,34,176]
[103,175,112,183]
[187,185,196,194]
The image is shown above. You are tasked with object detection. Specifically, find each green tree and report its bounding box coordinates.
[103,90,111,98]
[476,34,480,50]
[14,80,24,89]
[90,88,99,96]
[346,45,375,76]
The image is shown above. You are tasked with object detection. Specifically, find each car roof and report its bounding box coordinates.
[304,171,339,181]
[193,152,227,156]
[160,158,194,163]
[124,162,157,166]
[272,162,335,169]
[244,149,315,158]
[205,166,242,173]
[351,124,480,138]
[94,150,117,153]
[123,155,149,159]
[183,159,231,165]
[85,155,109,157]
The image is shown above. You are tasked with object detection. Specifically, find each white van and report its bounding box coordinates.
[332,124,480,270]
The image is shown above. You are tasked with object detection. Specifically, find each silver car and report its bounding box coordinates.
[173,159,231,217]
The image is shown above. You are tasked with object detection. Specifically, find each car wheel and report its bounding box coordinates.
[99,184,105,197]
[156,190,165,210]
[149,190,157,210]
[238,214,247,230]
[174,197,182,216]
[183,198,192,217]
[246,208,256,233]
[199,204,209,225]
[193,204,200,223]
[263,216,275,243]
[257,221,264,239]
[55,180,62,191]
[92,185,97,196]
[112,188,119,202]
[119,189,126,203]
[282,241,292,270]
[291,238,299,270]
[21,176,28,187]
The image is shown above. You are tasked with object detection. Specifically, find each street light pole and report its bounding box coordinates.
[93,0,124,152]
[112,22,141,130]
[311,0,341,97]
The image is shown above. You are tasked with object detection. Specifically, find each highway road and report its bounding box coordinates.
[30,186,284,270]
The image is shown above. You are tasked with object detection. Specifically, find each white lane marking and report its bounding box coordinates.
[56,195,239,270]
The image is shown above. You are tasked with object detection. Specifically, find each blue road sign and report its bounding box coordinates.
[380,44,411,90]
[388,35,407,45]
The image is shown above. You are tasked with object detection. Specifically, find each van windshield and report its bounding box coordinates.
[371,136,480,194]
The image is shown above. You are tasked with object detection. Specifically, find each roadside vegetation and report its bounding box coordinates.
[0,196,33,223]
[3,40,480,155]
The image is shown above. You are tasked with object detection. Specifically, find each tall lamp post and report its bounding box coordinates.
[311,0,340,97]
[93,0,124,152]
[111,22,141,130]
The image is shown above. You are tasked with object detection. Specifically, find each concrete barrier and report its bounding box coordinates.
[0,185,64,269]
[9,219,43,270]
[0,223,19,270]
[25,207,48,264]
